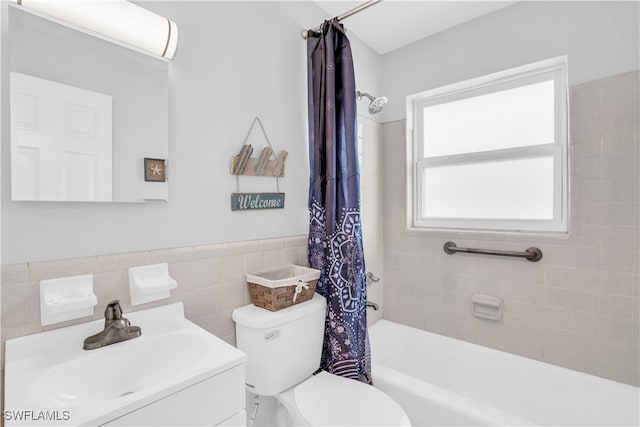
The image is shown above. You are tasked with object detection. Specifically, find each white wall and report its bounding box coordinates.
[0,1,383,264]
[359,115,384,325]
[381,1,640,121]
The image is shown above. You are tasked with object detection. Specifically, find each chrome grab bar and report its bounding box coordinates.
[443,241,543,262]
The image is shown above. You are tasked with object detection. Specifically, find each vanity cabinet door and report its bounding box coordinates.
[103,365,246,426]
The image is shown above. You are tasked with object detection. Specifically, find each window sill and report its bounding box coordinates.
[404,225,571,241]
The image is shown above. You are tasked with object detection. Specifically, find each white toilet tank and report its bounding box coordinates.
[232,293,326,396]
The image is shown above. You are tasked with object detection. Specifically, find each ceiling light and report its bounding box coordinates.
[13,0,179,59]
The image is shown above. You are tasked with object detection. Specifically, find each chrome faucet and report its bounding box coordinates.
[366,272,380,286]
[83,300,142,350]
[366,301,380,311]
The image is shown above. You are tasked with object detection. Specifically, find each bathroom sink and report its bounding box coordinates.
[4,303,246,426]
[29,333,208,408]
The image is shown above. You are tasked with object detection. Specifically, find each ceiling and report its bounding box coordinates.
[313,1,517,54]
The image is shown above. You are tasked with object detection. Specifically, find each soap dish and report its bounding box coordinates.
[40,274,97,326]
[128,263,177,306]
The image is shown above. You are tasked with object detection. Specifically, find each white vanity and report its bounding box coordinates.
[4,303,247,426]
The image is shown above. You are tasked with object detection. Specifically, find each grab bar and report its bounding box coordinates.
[443,241,543,262]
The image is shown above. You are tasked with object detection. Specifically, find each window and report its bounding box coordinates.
[408,57,568,233]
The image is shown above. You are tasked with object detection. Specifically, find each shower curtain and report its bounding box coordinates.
[306,19,372,384]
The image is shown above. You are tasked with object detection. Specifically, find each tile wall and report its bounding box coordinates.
[359,115,385,326]
[382,71,640,386]
[1,235,309,376]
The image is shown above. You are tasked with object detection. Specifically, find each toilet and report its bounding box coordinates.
[232,293,410,426]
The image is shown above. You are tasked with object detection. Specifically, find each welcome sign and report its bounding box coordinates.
[231,193,285,211]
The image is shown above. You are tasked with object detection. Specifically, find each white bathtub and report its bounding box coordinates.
[369,320,639,426]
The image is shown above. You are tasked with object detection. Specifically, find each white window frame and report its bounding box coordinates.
[407,56,568,233]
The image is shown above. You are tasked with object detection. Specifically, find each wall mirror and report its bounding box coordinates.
[8,6,169,202]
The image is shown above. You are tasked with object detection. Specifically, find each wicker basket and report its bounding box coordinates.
[246,265,320,311]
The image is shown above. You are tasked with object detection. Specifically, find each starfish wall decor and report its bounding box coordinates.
[144,158,166,182]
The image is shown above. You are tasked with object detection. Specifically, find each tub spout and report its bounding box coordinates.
[366,301,380,311]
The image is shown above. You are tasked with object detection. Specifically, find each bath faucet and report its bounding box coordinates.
[366,272,380,286]
[366,301,380,311]
[83,300,142,350]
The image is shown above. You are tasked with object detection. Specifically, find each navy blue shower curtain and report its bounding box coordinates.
[306,19,372,384]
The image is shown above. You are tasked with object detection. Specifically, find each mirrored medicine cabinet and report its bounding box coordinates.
[7,5,169,202]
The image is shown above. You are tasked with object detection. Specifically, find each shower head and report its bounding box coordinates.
[356,90,387,114]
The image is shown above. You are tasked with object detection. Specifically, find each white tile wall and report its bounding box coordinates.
[359,115,385,326]
[1,236,309,375]
[382,71,640,386]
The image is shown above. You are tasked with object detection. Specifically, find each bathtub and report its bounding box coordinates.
[368,320,639,426]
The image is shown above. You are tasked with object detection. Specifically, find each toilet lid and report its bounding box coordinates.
[294,371,410,426]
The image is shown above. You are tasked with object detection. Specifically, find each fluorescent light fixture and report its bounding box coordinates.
[13,0,179,59]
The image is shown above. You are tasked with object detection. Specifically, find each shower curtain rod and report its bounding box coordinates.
[301,0,382,39]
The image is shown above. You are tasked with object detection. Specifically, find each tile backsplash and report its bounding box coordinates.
[1,235,309,374]
[382,71,639,386]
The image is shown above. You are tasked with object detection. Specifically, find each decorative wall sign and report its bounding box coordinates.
[230,117,287,212]
[231,193,285,211]
[144,158,166,182]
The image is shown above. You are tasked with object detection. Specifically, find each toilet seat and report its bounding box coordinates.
[292,371,410,426]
